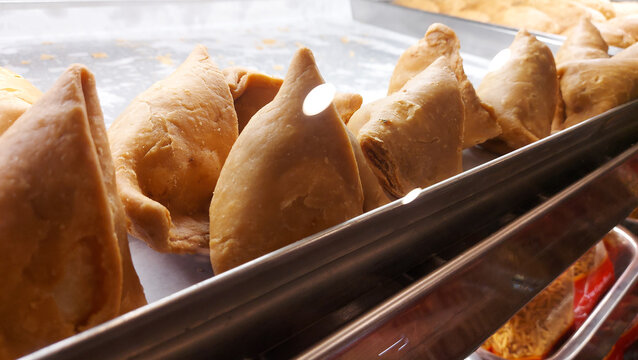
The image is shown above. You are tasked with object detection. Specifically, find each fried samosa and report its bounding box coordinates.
[346,128,391,210]
[209,48,364,274]
[478,30,558,153]
[614,42,638,59]
[555,58,638,130]
[224,67,363,128]
[223,67,283,133]
[388,23,500,148]
[334,92,363,124]
[0,66,42,135]
[555,17,609,66]
[351,56,464,198]
[0,65,146,360]
[109,45,238,254]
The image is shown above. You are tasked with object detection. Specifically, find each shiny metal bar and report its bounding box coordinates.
[299,133,638,360]
[24,96,638,359]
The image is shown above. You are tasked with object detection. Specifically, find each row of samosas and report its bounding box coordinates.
[395,0,638,48]
[1,18,637,359]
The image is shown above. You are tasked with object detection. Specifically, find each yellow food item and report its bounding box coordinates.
[109,45,238,254]
[0,66,42,135]
[478,30,558,153]
[387,23,500,148]
[555,58,638,130]
[351,56,464,198]
[483,270,574,359]
[0,65,146,360]
[209,48,364,274]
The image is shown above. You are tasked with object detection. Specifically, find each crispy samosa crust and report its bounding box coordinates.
[346,128,391,210]
[334,92,363,124]
[223,67,283,133]
[209,48,364,274]
[555,58,638,130]
[0,66,42,135]
[556,17,609,66]
[0,65,146,360]
[614,42,638,59]
[478,30,558,153]
[109,45,238,254]
[353,56,464,198]
[224,67,363,128]
[387,23,500,148]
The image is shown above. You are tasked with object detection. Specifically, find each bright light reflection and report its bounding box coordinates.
[302,83,336,116]
[401,188,422,205]
[488,48,511,72]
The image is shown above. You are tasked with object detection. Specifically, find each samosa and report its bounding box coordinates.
[0,66,42,135]
[209,48,364,274]
[0,65,146,360]
[555,17,609,66]
[351,56,464,198]
[223,67,282,133]
[223,67,363,129]
[109,45,238,254]
[614,42,638,59]
[334,92,363,124]
[555,58,638,130]
[387,23,500,148]
[478,30,558,153]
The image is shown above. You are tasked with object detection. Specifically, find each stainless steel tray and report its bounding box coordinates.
[2,1,637,359]
[473,226,638,360]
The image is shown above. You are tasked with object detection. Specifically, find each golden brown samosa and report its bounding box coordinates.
[0,64,146,360]
[223,67,363,128]
[555,17,609,66]
[109,45,238,254]
[209,48,364,274]
[555,58,638,130]
[346,128,391,210]
[223,67,283,133]
[388,23,500,148]
[478,30,558,153]
[334,92,363,124]
[614,42,638,59]
[352,56,464,198]
[0,66,42,135]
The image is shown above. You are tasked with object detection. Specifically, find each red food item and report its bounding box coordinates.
[573,254,615,329]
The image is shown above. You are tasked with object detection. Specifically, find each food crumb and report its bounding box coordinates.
[40,54,55,60]
[196,267,205,273]
[272,64,284,71]
[277,26,290,32]
[349,50,355,58]
[20,60,31,65]
[227,60,236,65]
[255,45,264,50]
[262,38,278,45]
[295,42,305,48]
[41,41,53,45]
[341,36,350,43]
[91,52,108,59]
[156,53,173,65]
